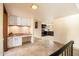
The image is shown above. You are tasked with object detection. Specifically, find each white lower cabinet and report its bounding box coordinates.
[8,37,13,48]
[8,36,22,48]
[13,36,22,47]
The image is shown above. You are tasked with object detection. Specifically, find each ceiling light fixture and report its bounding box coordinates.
[32,4,38,10]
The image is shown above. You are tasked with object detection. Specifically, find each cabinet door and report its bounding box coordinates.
[21,18,31,26]
[16,37,22,46]
[21,18,27,25]
[17,17,22,25]
[13,36,22,47]
[8,16,17,25]
[23,19,31,26]
[8,37,14,48]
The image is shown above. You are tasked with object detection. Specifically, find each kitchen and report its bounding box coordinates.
[8,15,32,48]
[4,3,54,55]
[3,3,43,52]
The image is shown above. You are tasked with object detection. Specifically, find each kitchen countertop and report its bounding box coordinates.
[8,33,32,37]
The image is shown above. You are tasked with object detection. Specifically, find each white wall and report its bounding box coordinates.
[0,3,3,56]
[31,19,42,43]
[53,14,79,49]
[33,19,42,38]
[65,14,79,49]
[53,17,68,44]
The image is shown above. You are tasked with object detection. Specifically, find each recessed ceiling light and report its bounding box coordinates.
[32,4,38,10]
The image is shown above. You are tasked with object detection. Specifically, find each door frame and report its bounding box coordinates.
[3,4,8,51]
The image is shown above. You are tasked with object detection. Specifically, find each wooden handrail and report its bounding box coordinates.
[50,41,74,56]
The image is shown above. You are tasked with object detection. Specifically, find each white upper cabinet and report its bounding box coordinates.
[8,15,31,26]
[21,18,31,26]
[21,18,27,26]
[17,17,22,25]
[8,16,17,25]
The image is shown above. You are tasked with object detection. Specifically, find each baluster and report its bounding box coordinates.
[71,44,73,56]
[62,52,63,56]
[68,47,69,56]
[69,46,71,56]
[67,46,69,56]
[65,49,66,56]
[67,48,68,56]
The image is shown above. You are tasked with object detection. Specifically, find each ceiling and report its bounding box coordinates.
[5,3,79,24]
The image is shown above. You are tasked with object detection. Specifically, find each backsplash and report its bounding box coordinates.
[8,26,31,34]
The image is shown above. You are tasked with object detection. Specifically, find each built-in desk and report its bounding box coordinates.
[8,34,32,48]
[22,36,31,44]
